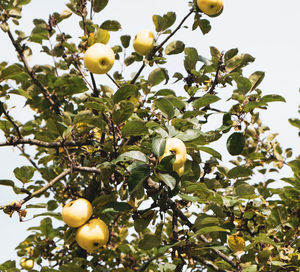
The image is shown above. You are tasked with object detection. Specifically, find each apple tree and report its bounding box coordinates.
[0,0,299,271]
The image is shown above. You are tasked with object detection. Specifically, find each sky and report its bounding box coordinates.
[0,0,300,267]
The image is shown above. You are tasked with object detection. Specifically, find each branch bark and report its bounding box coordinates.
[0,137,93,148]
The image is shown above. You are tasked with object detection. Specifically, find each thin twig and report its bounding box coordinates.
[2,110,22,139]
[106,73,120,88]
[131,9,194,84]
[17,146,40,171]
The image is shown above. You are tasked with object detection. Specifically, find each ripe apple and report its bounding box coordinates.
[20,258,34,270]
[84,43,115,74]
[75,218,109,252]
[197,0,223,16]
[62,198,93,228]
[159,137,187,176]
[133,30,155,56]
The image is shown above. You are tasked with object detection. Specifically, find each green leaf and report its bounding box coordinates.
[138,234,160,250]
[289,118,300,130]
[113,84,138,104]
[193,94,220,108]
[226,132,245,155]
[244,101,265,112]
[120,35,131,48]
[112,101,135,124]
[235,183,256,199]
[100,20,121,31]
[158,173,177,190]
[73,110,93,124]
[196,226,230,235]
[134,210,155,233]
[54,76,88,96]
[152,137,166,157]
[9,88,32,99]
[122,120,148,137]
[165,40,185,55]
[0,179,15,187]
[154,97,174,119]
[260,94,286,103]
[198,19,211,35]
[33,212,62,220]
[13,166,36,183]
[93,0,109,12]
[184,47,198,72]
[115,151,148,164]
[225,54,255,73]
[198,146,222,160]
[148,68,167,86]
[249,71,265,91]
[127,164,150,193]
[228,166,253,179]
[163,12,176,29]
[30,20,49,43]
[224,48,238,62]
[152,15,165,32]
[101,202,133,214]
[1,64,28,82]
[236,77,252,94]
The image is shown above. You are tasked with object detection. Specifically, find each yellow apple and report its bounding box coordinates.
[133,30,155,56]
[159,137,187,176]
[84,43,115,74]
[75,218,109,252]
[62,198,93,228]
[197,0,223,16]
[20,258,34,270]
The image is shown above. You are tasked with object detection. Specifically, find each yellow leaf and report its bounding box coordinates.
[227,234,245,254]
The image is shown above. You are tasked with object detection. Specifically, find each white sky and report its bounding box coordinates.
[0,0,300,266]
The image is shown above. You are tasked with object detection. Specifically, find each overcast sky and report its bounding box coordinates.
[1,0,300,266]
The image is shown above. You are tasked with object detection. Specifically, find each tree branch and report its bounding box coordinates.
[7,29,61,115]
[130,9,194,84]
[167,198,240,271]
[0,137,93,148]
[21,168,71,205]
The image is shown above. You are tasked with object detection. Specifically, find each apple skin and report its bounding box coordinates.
[84,43,115,74]
[62,198,93,228]
[75,218,109,252]
[133,30,155,56]
[20,258,34,270]
[159,138,187,176]
[197,0,223,16]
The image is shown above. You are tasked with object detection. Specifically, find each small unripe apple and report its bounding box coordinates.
[159,137,187,176]
[84,43,115,74]
[197,0,223,16]
[62,198,93,228]
[133,30,155,56]
[20,258,34,270]
[75,218,109,252]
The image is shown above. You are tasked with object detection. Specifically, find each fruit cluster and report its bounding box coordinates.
[62,198,109,252]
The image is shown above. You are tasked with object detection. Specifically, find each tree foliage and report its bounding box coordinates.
[0,0,299,271]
